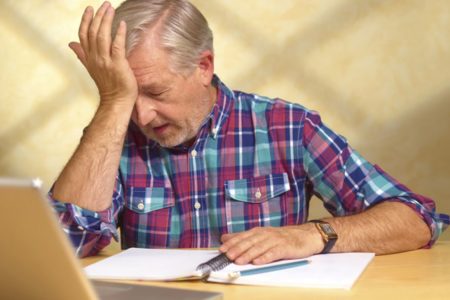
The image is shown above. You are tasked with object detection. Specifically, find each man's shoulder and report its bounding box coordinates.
[232,90,313,118]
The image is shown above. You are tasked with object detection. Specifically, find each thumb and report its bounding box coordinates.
[68,42,87,66]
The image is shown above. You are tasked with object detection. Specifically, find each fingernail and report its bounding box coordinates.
[84,6,92,14]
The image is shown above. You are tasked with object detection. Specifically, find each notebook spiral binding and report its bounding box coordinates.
[196,253,232,275]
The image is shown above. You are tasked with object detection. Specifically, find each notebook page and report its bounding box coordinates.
[84,248,220,280]
[208,252,374,289]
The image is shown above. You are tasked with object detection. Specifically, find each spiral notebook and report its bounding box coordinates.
[84,248,374,289]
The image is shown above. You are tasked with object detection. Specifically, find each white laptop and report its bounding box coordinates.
[0,178,222,300]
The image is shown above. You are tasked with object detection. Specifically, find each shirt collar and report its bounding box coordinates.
[207,74,234,139]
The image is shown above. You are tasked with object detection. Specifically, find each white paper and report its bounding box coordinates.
[85,248,219,280]
[84,248,374,289]
[209,252,374,289]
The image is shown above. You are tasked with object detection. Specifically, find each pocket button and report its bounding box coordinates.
[255,189,262,199]
[194,202,201,210]
[137,202,145,211]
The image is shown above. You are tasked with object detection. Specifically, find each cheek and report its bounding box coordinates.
[155,104,180,122]
[171,107,189,124]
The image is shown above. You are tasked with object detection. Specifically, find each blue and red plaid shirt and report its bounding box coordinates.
[51,75,449,257]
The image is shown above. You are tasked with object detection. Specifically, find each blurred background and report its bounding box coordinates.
[0,0,448,240]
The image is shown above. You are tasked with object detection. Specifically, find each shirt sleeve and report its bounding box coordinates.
[48,175,124,257]
[301,110,449,247]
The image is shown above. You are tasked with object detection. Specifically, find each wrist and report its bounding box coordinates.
[99,87,137,105]
[96,101,134,126]
[308,220,338,254]
[98,98,134,113]
[81,103,132,146]
[304,222,326,254]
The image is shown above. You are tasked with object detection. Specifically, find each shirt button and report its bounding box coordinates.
[77,226,84,231]
[255,189,262,199]
[211,128,218,135]
[137,202,145,210]
[191,150,197,157]
[194,202,201,210]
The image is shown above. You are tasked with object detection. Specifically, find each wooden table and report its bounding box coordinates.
[82,241,450,299]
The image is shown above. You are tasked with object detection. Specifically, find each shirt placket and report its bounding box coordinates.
[188,144,209,248]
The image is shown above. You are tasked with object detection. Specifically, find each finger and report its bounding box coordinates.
[219,230,253,253]
[234,237,279,265]
[111,20,127,59]
[221,230,267,261]
[68,42,87,66]
[252,245,286,265]
[79,6,94,56]
[88,1,111,53]
[220,229,256,244]
[251,227,314,264]
[220,232,236,243]
[97,5,115,56]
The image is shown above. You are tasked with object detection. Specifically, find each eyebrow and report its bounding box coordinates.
[140,83,167,93]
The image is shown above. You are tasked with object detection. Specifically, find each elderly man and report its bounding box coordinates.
[51,0,448,264]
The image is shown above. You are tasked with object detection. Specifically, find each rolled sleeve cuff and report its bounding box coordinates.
[365,165,449,248]
[388,196,449,248]
[49,195,119,242]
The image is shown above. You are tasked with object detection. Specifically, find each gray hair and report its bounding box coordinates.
[112,0,213,74]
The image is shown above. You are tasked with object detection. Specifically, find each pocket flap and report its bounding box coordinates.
[225,173,290,203]
[125,186,174,213]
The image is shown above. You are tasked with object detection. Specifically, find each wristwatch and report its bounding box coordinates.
[308,220,338,254]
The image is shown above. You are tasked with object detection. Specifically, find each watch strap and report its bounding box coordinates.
[308,220,338,254]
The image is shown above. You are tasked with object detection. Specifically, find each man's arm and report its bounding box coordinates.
[52,2,140,211]
[220,108,440,265]
[220,201,430,265]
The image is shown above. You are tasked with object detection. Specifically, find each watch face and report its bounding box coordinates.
[320,223,338,238]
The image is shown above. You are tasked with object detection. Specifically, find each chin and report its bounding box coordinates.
[141,127,193,148]
[152,134,187,148]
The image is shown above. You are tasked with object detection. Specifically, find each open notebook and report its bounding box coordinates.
[85,248,374,289]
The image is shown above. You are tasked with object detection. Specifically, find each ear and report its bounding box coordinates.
[196,50,214,86]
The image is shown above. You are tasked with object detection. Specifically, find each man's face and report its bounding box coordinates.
[127,30,215,148]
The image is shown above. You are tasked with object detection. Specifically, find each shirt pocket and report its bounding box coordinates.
[224,173,291,232]
[122,185,175,248]
[125,186,175,214]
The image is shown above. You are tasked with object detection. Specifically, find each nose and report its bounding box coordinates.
[134,96,157,127]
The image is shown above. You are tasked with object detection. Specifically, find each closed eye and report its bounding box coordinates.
[147,91,164,97]
[143,89,170,100]
[140,84,170,99]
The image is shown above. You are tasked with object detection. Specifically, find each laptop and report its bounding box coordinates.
[0,178,222,300]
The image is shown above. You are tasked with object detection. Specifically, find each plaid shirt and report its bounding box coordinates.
[51,75,449,257]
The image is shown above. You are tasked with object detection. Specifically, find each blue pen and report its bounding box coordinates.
[227,259,311,279]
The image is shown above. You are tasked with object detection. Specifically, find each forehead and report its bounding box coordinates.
[127,31,174,85]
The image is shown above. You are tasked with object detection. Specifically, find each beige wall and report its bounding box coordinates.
[0,0,448,240]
